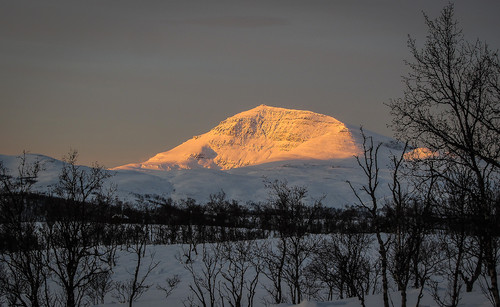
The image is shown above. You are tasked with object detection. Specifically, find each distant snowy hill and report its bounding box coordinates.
[0,153,174,201]
[0,106,407,206]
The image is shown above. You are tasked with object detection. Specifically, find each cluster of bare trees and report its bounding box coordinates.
[0,151,113,306]
[386,3,500,307]
[181,239,263,307]
[328,4,500,307]
[179,180,377,307]
[0,152,48,307]
[0,152,163,307]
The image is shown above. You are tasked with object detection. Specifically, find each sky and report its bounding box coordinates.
[1,0,500,167]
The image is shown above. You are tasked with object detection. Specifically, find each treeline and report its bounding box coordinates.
[5,179,494,253]
[2,186,498,248]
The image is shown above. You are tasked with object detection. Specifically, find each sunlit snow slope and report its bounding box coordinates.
[114,105,360,171]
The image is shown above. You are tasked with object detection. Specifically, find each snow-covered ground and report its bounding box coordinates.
[95,242,494,307]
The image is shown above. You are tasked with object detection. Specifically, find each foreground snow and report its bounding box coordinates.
[94,243,494,307]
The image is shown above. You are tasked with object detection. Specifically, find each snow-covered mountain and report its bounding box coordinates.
[1,106,405,206]
[114,105,361,171]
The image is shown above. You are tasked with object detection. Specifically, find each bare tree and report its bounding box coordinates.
[182,242,222,307]
[260,239,287,305]
[388,4,500,305]
[157,274,181,300]
[479,236,500,307]
[246,242,265,307]
[387,147,417,307]
[113,225,159,307]
[0,153,50,307]
[45,150,115,307]
[427,167,485,307]
[260,180,322,305]
[218,239,263,307]
[307,233,373,306]
[305,244,338,301]
[86,271,113,305]
[431,229,467,307]
[347,129,391,307]
[282,234,319,305]
[178,198,204,263]
[383,138,442,307]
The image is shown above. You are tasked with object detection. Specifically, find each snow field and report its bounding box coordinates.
[96,235,495,307]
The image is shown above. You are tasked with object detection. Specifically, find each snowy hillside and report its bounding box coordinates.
[0,154,174,201]
[0,106,406,206]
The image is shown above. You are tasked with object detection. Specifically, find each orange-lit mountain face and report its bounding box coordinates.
[114,105,361,171]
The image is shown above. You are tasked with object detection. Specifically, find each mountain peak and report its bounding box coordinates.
[236,104,315,116]
[114,105,360,171]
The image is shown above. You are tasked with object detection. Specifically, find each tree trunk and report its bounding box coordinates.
[400,286,407,307]
[451,239,463,307]
[376,232,389,307]
[485,237,500,307]
[66,289,76,307]
[464,251,482,293]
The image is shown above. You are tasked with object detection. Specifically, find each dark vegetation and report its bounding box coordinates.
[1,4,500,307]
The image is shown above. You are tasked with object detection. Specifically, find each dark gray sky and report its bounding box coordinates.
[1,0,499,167]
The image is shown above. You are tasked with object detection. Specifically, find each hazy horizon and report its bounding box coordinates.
[1,0,500,167]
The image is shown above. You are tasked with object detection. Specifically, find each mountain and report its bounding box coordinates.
[114,105,361,171]
[1,106,405,206]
